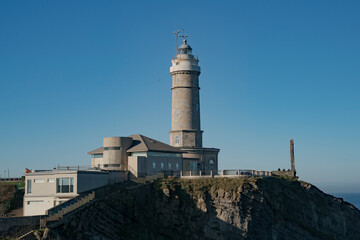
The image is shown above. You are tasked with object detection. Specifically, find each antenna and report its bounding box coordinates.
[173,28,180,56]
[179,29,188,43]
[173,28,189,55]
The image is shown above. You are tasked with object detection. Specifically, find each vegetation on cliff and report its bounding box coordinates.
[0,185,17,215]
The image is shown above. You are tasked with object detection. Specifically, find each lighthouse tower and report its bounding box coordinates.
[169,35,219,172]
[169,38,202,147]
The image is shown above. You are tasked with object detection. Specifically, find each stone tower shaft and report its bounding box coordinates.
[169,39,203,148]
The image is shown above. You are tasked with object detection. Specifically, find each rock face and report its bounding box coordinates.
[47,177,360,240]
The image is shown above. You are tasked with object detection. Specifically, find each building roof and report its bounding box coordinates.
[178,39,192,50]
[25,169,108,176]
[87,134,183,155]
[88,147,104,155]
[127,134,183,153]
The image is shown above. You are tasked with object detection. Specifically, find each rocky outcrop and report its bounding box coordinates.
[46,177,360,240]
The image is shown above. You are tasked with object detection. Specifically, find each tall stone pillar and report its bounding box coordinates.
[290,139,296,176]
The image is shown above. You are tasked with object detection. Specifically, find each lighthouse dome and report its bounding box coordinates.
[178,39,192,54]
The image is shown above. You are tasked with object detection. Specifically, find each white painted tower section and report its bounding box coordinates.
[169,39,203,148]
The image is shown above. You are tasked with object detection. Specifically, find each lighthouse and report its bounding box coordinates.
[169,34,219,172]
[169,38,202,148]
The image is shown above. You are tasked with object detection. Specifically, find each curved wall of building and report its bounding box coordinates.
[102,137,133,170]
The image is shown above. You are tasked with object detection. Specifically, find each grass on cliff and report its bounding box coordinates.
[155,176,263,199]
[0,185,17,215]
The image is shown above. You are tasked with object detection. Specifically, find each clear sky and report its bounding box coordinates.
[0,1,359,193]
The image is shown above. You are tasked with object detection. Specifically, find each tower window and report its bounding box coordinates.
[175,136,180,144]
[176,76,180,82]
[176,111,180,118]
[209,159,215,165]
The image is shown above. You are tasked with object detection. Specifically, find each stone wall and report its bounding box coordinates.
[0,215,41,237]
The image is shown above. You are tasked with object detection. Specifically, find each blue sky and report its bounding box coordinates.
[0,1,359,193]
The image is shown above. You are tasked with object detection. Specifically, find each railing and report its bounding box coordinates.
[40,191,95,227]
[181,170,214,177]
[55,165,95,171]
[180,169,272,178]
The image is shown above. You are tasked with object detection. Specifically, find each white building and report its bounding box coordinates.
[88,134,184,177]
[24,169,126,216]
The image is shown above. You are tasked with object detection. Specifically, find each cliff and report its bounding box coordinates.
[45,177,360,240]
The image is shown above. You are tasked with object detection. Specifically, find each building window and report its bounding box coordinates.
[175,136,180,144]
[103,147,121,151]
[27,179,31,194]
[209,159,215,165]
[48,178,55,183]
[27,200,43,205]
[168,163,172,169]
[153,162,156,169]
[176,163,179,170]
[56,178,74,193]
[34,179,45,183]
[104,164,120,168]
[161,163,164,169]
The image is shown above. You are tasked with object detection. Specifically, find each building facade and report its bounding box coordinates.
[23,169,126,216]
[169,38,220,172]
[89,134,183,177]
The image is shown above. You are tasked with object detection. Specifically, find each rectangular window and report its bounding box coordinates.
[27,179,31,194]
[176,163,179,170]
[34,179,45,183]
[161,163,164,169]
[56,177,74,193]
[103,147,121,150]
[27,200,43,205]
[168,163,172,169]
[48,178,55,183]
[152,162,156,169]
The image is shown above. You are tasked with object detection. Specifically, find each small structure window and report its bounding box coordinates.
[56,178,74,193]
[27,200,43,205]
[34,179,45,183]
[27,179,31,194]
[209,159,215,165]
[175,136,180,144]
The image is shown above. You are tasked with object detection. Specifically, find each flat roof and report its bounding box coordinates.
[25,169,109,176]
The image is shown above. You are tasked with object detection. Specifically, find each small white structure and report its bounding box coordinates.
[24,169,126,216]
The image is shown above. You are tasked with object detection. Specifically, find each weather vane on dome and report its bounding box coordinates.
[173,28,188,55]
